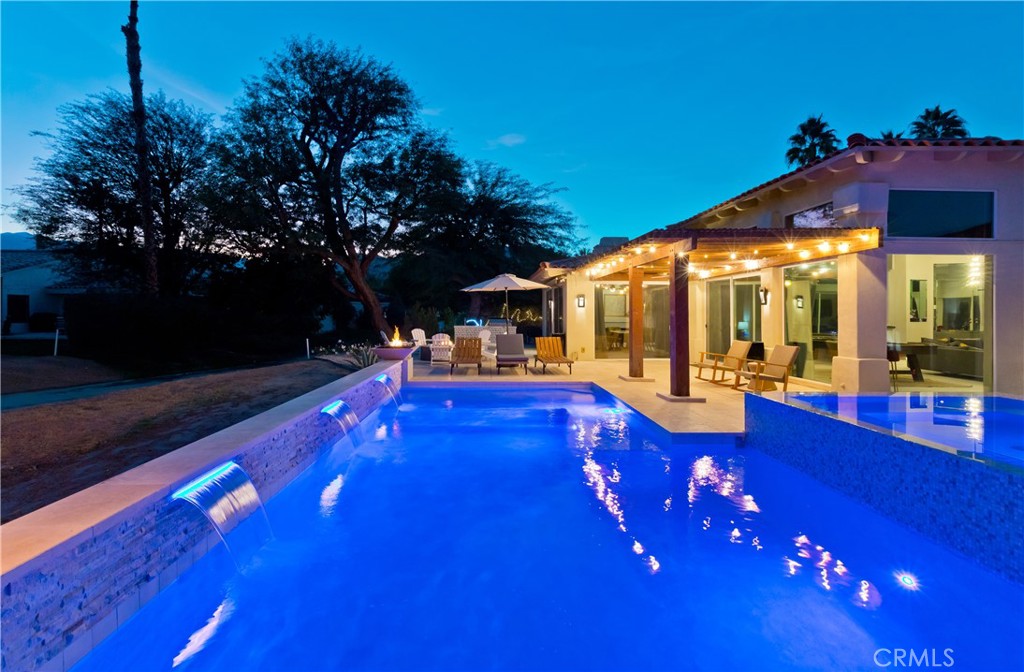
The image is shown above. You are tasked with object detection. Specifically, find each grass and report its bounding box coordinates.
[0,356,349,524]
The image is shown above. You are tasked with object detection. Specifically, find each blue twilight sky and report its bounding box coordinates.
[2,1,1022,248]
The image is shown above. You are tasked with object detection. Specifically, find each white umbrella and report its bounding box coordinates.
[461,273,549,333]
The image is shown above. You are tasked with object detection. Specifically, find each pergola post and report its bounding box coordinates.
[658,251,706,402]
[627,265,646,379]
[669,253,690,396]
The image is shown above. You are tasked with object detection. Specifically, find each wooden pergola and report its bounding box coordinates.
[574,227,882,399]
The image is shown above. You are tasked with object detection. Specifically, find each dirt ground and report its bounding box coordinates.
[1,355,129,393]
[0,357,347,523]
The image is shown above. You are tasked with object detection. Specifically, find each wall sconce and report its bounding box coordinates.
[576,294,586,308]
[758,287,769,306]
[795,295,804,309]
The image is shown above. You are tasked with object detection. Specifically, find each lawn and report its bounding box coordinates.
[0,356,347,523]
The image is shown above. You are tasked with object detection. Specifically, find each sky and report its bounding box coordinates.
[2,1,1022,249]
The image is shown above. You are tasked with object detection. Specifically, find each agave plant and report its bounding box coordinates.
[315,342,379,373]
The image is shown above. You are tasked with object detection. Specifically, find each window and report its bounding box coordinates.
[7,294,29,322]
[887,191,993,238]
[786,202,836,228]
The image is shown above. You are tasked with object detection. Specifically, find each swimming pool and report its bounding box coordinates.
[73,385,1023,671]
[784,392,1024,468]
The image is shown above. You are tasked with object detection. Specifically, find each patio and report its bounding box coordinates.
[409,351,827,436]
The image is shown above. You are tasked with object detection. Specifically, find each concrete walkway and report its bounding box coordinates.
[409,354,827,437]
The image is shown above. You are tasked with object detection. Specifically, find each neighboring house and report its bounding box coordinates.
[1,249,67,333]
[532,135,1024,396]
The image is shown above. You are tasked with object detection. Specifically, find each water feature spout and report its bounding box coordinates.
[375,373,403,409]
[321,399,364,446]
[172,461,273,568]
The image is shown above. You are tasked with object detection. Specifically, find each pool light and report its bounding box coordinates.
[895,571,921,591]
[171,462,238,501]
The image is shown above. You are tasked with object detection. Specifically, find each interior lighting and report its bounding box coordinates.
[799,250,811,259]
[699,270,711,279]
[724,265,733,271]
[799,264,809,270]
[687,264,697,274]
[758,287,769,305]
[743,259,759,270]
[729,252,737,260]
[648,245,656,253]
[859,233,870,241]
[753,249,759,255]
[784,279,792,287]
[786,242,795,250]
[818,242,831,252]
[576,294,586,308]
[618,256,625,262]
[633,247,643,255]
[837,242,850,253]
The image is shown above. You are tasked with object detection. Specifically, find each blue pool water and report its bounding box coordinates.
[74,385,1023,671]
[784,393,1024,469]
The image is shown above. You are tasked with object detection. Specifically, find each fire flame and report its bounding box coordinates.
[389,326,403,346]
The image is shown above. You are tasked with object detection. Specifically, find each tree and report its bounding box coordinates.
[221,37,426,334]
[880,129,905,140]
[785,115,841,167]
[910,105,969,139]
[12,91,224,296]
[388,161,580,313]
[121,0,159,296]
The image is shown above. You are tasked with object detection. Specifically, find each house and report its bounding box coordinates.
[1,249,68,333]
[532,135,1024,396]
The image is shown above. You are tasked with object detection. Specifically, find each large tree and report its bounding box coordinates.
[221,37,430,334]
[785,115,841,167]
[13,91,223,296]
[388,161,580,313]
[910,105,969,139]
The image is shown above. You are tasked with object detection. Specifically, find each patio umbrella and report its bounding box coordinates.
[461,273,549,333]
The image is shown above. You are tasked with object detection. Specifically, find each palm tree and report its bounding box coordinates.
[880,129,905,140]
[785,115,841,167]
[910,105,969,139]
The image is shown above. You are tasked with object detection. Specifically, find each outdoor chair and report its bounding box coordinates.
[495,333,529,374]
[534,336,573,374]
[732,344,800,392]
[478,328,496,362]
[429,333,453,365]
[411,328,427,346]
[449,337,483,374]
[692,340,751,383]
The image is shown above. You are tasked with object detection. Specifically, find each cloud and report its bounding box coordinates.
[487,133,526,149]
[561,163,588,174]
[420,107,443,117]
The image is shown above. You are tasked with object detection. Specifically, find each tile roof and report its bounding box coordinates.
[0,250,59,273]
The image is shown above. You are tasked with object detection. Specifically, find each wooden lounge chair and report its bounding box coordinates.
[495,334,529,374]
[450,337,482,374]
[692,340,751,383]
[732,344,800,392]
[534,336,573,374]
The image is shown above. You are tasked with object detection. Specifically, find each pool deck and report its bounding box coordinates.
[409,355,828,436]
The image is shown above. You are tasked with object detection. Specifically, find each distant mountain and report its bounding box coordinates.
[0,232,36,250]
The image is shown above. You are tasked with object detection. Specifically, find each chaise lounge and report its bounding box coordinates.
[495,334,530,375]
[533,336,573,374]
[449,337,483,375]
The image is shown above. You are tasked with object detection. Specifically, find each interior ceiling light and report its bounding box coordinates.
[799,250,811,259]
